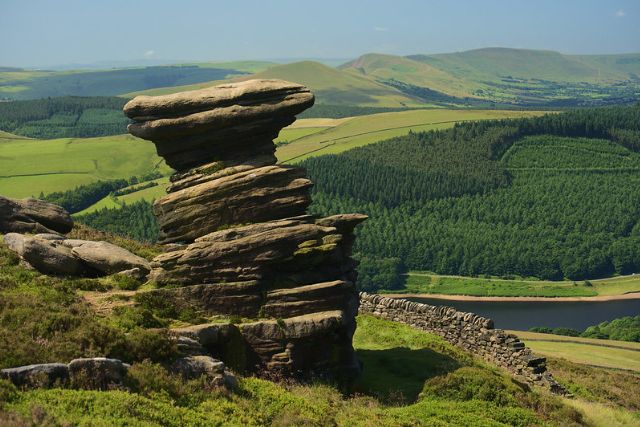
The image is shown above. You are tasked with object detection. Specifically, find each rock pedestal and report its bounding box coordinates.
[124,79,366,380]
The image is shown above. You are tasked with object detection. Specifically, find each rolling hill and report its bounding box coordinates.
[128,48,640,108]
[0,65,248,100]
[341,49,640,106]
[409,48,640,83]
[340,53,476,98]
[127,61,423,107]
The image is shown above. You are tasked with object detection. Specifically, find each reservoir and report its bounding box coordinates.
[406,297,640,330]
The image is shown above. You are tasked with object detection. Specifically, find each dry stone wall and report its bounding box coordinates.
[359,292,567,394]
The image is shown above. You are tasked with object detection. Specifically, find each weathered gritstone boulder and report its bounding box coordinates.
[2,233,150,279]
[124,79,314,171]
[3,232,88,276]
[0,363,69,388]
[66,240,151,276]
[125,80,366,381]
[0,195,73,234]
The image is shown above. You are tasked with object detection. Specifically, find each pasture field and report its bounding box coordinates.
[276,109,548,163]
[513,331,640,372]
[75,177,170,215]
[0,134,170,198]
[401,272,640,298]
[1,109,543,202]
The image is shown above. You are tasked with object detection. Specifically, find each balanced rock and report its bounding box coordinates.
[125,80,365,381]
[124,79,314,171]
[0,196,73,235]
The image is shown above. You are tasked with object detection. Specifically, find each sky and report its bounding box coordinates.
[1,0,639,68]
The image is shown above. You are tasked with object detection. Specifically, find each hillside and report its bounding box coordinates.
[409,48,640,83]
[0,65,247,100]
[304,106,640,283]
[0,96,129,138]
[340,53,476,98]
[127,61,422,107]
[340,49,640,107]
[2,232,634,425]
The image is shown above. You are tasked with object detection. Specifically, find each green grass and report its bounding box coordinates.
[513,333,640,372]
[276,109,547,163]
[398,272,640,297]
[0,234,626,425]
[0,134,171,198]
[76,177,170,215]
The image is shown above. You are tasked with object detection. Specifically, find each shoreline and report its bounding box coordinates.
[380,292,640,302]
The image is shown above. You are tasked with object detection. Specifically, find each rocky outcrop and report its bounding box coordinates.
[0,196,73,235]
[124,79,313,171]
[125,79,366,380]
[359,293,568,395]
[1,356,236,391]
[3,233,150,278]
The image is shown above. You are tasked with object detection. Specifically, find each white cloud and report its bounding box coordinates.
[143,50,156,58]
[374,26,389,32]
[615,9,626,17]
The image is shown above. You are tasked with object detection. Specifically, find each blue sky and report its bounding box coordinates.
[1,0,638,67]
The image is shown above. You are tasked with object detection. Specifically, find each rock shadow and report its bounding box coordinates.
[355,346,462,404]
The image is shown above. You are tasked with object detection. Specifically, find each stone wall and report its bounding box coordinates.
[358,292,567,394]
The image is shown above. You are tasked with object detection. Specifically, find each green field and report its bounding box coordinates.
[276,109,548,163]
[76,177,170,215]
[512,330,640,372]
[398,272,640,297]
[0,109,544,205]
[0,134,170,198]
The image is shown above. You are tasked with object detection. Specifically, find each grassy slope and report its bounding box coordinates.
[0,234,635,426]
[126,61,422,107]
[0,134,171,198]
[401,272,640,298]
[510,330,640,372]
[276,109,547,163]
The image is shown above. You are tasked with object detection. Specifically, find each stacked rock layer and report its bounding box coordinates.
[124,79,366,380]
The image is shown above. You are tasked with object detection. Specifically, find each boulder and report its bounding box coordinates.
[171,355,225,378]
[0,363,68,388]
[18,235,87,276]
[69,240,151,276]
[68,358,129,389]
[0,196,73,234]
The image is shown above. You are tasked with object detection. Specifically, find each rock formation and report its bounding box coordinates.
[0,196,73,235]
[124,79,366,380]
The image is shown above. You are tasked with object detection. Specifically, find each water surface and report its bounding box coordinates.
[406,297,640,330]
